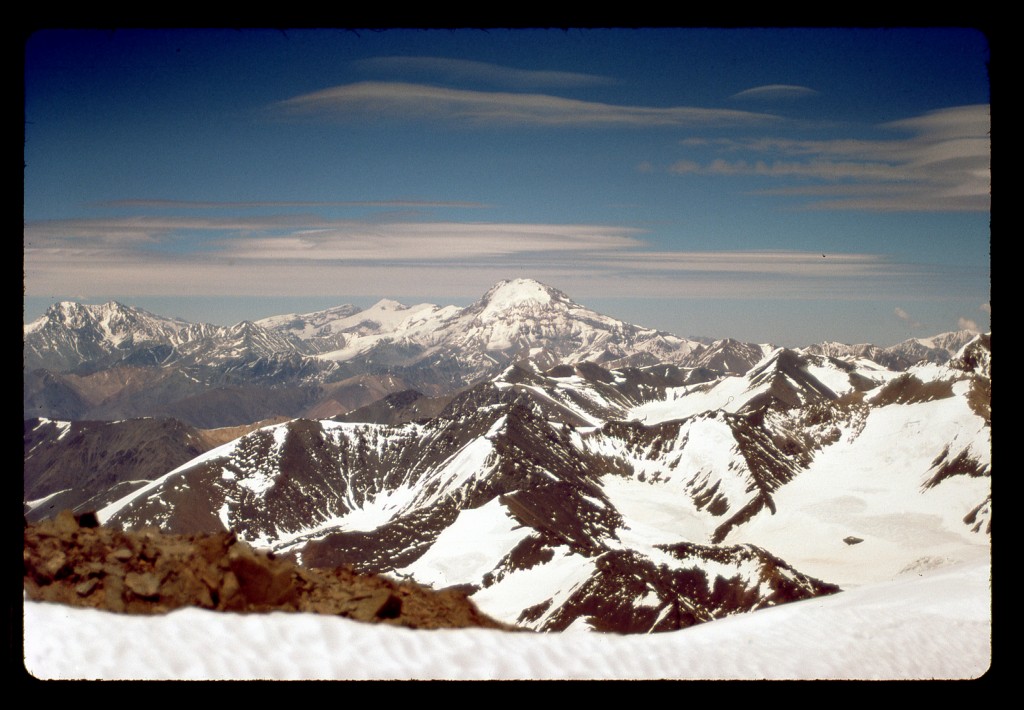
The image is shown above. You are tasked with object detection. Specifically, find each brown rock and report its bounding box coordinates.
[125,571,161,599]
[53,510,79,535]
[104,576,125,612]
[226,543,296,607]
[220,570,241,608]
[109,548,134,562]
[42,550,68,580]
[75,578,99,597]
[23,518,510,630]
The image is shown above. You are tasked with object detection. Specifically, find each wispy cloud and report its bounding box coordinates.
[25,210,930,303]
[958,317,979,332]
[980,302,991,314]
[24,216,645,262]
[273,82,779,128]
[730,84,819,101]
[352,56,616,89]
[672,105,990,211]
[217,222,644,262]
[96,199,491,210]
[894,306,922,328]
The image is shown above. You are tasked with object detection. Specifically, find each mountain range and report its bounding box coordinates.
[23,279,991,635]
[24,279,978,428]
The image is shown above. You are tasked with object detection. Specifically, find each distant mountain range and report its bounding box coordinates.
[23,279,979,428]
[23,280,990,634]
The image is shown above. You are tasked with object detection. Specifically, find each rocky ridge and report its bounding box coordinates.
[24,510,508,630]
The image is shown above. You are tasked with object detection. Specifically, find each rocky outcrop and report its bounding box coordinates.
[24,510,510,631]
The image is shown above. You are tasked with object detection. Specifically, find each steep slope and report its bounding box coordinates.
[23,416,295,522]
[24,417,208,522]
[630,347,895,425]
[679,338,775,376]
[24,301,206,373]
[33,331,991,635]
[94,362,861,632]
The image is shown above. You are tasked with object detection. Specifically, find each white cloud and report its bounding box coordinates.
[22,211,950,305]
[894,307,922,328]
[24,211,930,304]
[958,317,979,332]
[273,82,779,128]
[352,56,616,89]
[729,84,819,101]
[980,302,991,314]
[221,222,644,262]
[674,105,990,212]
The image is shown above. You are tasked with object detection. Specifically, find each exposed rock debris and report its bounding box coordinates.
[24,510,511,631]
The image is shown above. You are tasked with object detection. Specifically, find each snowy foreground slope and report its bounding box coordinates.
[24,554,989,680]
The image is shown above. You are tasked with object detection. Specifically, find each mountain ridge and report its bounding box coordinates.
[77,335,989,633]
[24,279,984,428]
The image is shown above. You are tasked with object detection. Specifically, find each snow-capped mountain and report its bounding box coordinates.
[258,278,705,380]
[23,300,318,378]
[23,280,705,426]
[801,330,979,371]
[24,280,983,428]
[92,334,990,633]
[23,301,218,373]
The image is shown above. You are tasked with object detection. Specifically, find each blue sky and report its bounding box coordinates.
[23,28,990,346]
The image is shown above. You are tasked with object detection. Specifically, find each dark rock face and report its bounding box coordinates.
[868,374,955,406]
[949,334,991,378]
[24,511,509,630]
[24,418,210,522]
[524,544,839,633]
[925,447,990,488]
[335,388,454,425]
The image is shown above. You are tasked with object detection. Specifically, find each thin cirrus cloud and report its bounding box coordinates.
[670,104,990,211]
[352,56,616,89]
[273,82,780,128]
[25,211,916,302]
[217,222,645,262]
[729,84,820,100]
[96,199,492,210]
[23,216,646,262]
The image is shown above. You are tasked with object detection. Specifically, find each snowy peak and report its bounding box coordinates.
[368,298,410,312]
[803,330,980,372]
[30,300,189,335]
[948,333,991,379]
[682,338,775,376]
[254,304,363,337]
[24,300,200,372]
[475,279,568,319]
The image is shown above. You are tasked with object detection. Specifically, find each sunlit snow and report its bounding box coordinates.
[398,498,531,588]
[23,555,989,680]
